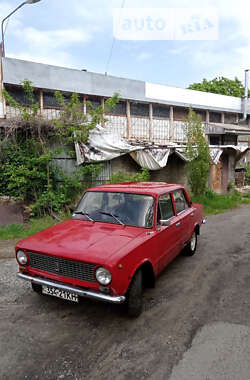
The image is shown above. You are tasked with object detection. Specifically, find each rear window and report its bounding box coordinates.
[173,190,188,214]
[157,193,174,222]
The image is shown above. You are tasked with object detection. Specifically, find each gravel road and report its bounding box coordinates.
[0,205,250,380]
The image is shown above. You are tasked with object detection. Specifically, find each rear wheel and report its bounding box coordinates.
[185,232,198,256]
[126,270,143,317]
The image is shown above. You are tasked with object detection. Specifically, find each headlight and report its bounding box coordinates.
[16,250,28,265]
[96,267,112,285]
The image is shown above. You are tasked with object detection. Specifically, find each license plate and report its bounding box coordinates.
[42,285,79,303]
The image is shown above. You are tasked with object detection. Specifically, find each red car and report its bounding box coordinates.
[16,182,205,317]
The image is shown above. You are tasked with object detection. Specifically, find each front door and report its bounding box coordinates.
[155,193,178,273]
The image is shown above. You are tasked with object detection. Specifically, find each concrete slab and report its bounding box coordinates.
[169,322,250,380]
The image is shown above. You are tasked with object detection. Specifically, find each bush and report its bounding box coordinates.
[0,80,118,217]
[109,168,150,184]
[245,165,250,185]
[185,109,211,196]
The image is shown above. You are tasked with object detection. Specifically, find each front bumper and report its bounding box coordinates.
[17,273,126,304]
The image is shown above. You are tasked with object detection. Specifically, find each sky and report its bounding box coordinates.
[1,0,250,88]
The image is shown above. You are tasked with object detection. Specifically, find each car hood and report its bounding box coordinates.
[17,219,145,265]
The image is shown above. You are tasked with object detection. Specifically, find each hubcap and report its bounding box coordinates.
[190,233,196,251]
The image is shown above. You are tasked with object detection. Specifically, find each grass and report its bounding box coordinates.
[0,191,250,239]
[192,190,250,215]
[0,216,58,240]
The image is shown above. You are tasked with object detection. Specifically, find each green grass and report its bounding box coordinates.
[192,190,250,215]
[0,216,58,240]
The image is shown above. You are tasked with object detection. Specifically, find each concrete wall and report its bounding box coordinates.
[150,154,189,189]
[111,154,141,176]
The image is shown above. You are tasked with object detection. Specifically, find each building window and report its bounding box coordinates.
[153,104,170,118]
[224,113,237,124]
[130,102,149,117]
[173,107,188,121]
[222,134,237,145]
[4,84,39,106]
[107,101,126,115]
[210,135,221,145]
[86,96,101,109]
[194,109,206,121]
[209,112,222,123]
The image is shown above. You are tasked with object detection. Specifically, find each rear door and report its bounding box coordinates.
[172,189,193,247]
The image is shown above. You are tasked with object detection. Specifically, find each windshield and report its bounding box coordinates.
[73,191,155,228]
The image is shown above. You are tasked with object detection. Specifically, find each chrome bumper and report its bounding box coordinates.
[17,273,126,304]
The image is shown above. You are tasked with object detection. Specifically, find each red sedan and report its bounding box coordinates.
[16,182,205,317]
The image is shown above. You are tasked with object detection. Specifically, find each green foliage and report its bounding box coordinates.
[3,79,40,121]
[1,81,117,216]
[109,168,150,184]
[185,109,211,196]
[245,165,250,185]
[0,217,59,240]
[192,189,250,215]
[54,91,120,144]
[188,77,248,98]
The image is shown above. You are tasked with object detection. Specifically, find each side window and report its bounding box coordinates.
[158,193,174,222]
[173,190,188,214]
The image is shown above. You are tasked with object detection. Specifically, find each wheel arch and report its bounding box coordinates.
[130,260,156,289]
[194,223,200,235]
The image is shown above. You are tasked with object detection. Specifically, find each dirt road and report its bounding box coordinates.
[0,205,250,380]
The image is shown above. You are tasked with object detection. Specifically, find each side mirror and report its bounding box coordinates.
[160,219,171,227]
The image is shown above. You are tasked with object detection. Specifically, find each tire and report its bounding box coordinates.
[31,282,42,294]
[126,269,143,317]
[185,231,198,256]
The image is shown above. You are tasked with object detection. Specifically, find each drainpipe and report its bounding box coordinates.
[240,69,249,123]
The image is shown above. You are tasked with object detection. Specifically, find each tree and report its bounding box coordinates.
[185,109,211,196]
[188,77,248,98]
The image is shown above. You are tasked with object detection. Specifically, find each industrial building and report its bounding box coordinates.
[1,57,250,192]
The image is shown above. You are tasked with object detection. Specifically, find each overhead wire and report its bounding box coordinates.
[105,0,125,75]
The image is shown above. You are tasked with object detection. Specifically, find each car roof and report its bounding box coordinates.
[86,182,184,196]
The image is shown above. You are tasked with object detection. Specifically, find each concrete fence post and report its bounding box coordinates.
[149,103,153,140]
[126,100,131,139]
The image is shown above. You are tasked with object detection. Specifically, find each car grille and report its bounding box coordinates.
[28,251,96,283]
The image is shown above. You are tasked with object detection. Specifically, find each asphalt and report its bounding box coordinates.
[0,205,250,380]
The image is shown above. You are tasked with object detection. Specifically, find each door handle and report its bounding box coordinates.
[176,222,181,227]
[191,212,194,216]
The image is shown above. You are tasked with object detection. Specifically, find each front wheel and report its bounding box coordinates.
[185,232,197,256]
[126,270,143,317]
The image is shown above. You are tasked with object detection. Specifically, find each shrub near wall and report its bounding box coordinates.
[0,80,119,217]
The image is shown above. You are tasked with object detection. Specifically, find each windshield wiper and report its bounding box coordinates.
[73,211,94,222]
[98,211,124,226]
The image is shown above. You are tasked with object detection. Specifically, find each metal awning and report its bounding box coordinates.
[205,123,250,135]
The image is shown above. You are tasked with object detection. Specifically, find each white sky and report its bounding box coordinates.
[1,0,250,88]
